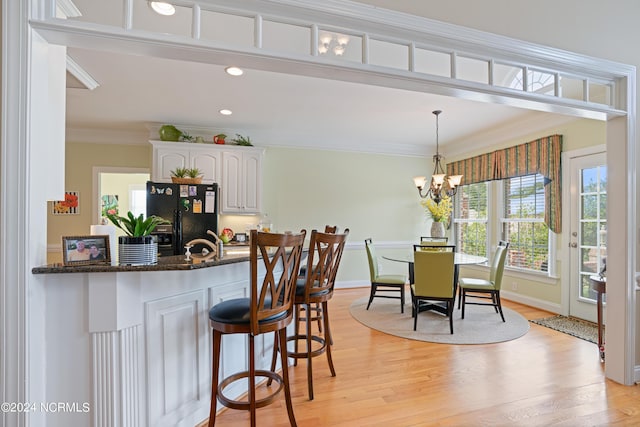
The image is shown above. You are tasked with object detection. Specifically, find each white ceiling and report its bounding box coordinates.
[63,0,579,156]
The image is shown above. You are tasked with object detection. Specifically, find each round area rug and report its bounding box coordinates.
[349,296,529,345]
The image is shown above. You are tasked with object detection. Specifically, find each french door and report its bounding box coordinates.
[568,152,607,322]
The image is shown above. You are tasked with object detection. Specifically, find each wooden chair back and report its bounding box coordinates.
[324,225,338,233]
[302,229,349,300]
[250,229,306,335]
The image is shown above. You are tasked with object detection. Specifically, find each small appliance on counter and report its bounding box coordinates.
[146,181,219,256]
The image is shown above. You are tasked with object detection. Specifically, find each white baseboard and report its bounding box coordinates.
[500,290,562,314]
[335,280,369,290]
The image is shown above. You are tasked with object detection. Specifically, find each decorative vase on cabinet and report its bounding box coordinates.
[430,221,446,238]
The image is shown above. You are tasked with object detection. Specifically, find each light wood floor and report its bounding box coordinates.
[201,287,640,426]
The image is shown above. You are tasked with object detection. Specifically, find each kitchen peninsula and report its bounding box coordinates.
[32,251,276,427]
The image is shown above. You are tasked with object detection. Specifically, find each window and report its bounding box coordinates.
[502,174,549,272]
[129,184,147,218]
[453,174,552,275]
[454,182,488,257]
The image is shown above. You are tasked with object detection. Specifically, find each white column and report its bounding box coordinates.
[88,273,144,426]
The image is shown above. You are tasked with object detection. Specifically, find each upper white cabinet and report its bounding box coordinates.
[151,140,221,184]
[150,141,264,214]
[221,148,263,214]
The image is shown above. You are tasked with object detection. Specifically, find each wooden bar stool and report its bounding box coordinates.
[297,225,338,336]
[271,228,349,400]
[208,230,306,427]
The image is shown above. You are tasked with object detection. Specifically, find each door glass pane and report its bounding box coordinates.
[582,195,597,219]
[578,165,607,302]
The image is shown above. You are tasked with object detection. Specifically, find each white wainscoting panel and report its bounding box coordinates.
[145,290,210,427]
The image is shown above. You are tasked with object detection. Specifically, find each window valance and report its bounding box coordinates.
[447,134,562,233]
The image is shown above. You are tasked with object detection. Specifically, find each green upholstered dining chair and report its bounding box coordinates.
[411,246,456,333]
[459,244,509,322]
[364,238,408,313]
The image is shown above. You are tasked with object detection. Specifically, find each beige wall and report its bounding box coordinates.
[47,143,151,252]
[452,118,606,306]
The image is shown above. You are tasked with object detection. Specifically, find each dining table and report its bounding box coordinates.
[383,251,488,316]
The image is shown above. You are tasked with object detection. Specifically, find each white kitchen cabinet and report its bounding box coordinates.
[221,148,263,214]
[150,141,264,214]
[151,140,222,184]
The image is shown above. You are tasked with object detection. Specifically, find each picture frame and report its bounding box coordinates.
[234,233,247,243]
[62,235,111,266]
[52,191,80,215]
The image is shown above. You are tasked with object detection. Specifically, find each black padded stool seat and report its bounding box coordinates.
[208,230,306,427]
[209,297,285,324]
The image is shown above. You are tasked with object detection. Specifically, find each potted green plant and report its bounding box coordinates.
[106,211,170,265]
[231,134,253,146]
[170,167,203,184]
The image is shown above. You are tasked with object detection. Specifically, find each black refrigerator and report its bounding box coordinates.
[146,181,219,256]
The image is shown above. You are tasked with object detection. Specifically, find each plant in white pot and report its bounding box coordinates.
[106,211,169,265]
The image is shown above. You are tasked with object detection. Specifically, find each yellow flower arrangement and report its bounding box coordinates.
[420,195,452,223]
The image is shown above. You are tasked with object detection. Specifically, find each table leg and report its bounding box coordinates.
[597,291,605,362]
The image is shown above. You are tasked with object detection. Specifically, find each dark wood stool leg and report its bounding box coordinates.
[248,335,256,427]
[322,301,336,377]
[208,330,222,427]
[267,331,279,386]
[278,328,297,426]
[315,302,323,333]
[305,303,314,400]
[293,305,300,366]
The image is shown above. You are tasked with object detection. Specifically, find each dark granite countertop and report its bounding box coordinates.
[32,253,250,274]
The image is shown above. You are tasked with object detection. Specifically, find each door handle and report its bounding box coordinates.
[569,242,578,248]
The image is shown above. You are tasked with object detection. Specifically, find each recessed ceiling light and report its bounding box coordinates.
[149,2,176,16]
[219,109,233,116]
[225,66,244,76]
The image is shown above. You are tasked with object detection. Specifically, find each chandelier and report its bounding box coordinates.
[413,110,463,204]
[318,32,349,56]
